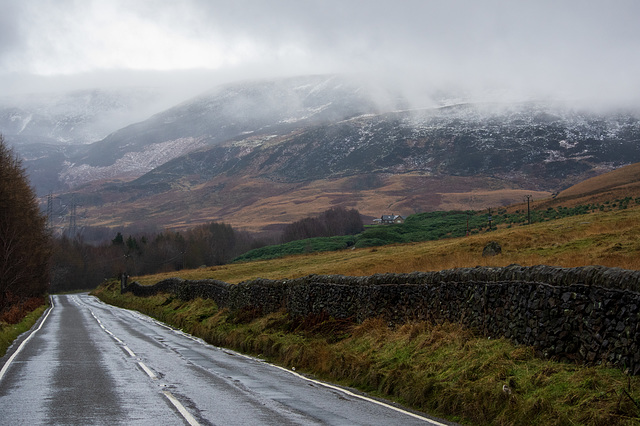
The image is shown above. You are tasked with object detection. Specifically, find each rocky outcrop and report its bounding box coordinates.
[482,241,502,257]
[123,264,640,373]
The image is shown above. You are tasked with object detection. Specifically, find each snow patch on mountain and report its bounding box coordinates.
[59,137,207,187]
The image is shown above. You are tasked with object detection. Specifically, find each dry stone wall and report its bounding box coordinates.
[124,264,640,373]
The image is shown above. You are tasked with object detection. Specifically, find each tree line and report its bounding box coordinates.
[50,222,262,293]
[50,207,364,293]
[281,206,364,243]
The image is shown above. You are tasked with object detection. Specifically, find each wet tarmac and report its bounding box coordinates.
[0,294,451,425]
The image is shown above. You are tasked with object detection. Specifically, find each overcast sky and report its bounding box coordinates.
[1,0,639,105]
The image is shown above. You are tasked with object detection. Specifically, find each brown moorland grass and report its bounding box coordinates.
[81,172,552,233]
[558,163,640,199]
[132,204,640,286]
[509,162,640,212]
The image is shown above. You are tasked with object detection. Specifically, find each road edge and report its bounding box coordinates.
[0,295,55,382]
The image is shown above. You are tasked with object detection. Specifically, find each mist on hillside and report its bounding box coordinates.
[0,1,638,112]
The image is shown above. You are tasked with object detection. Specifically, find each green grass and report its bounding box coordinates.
[0,302,49,357]
[92,281,640,425]
[233,203,626,263]
[233,235,356,262]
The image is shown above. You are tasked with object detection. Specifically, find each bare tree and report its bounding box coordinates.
[0,134,51,313]
[281,206,364,243]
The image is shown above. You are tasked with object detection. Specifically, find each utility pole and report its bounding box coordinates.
[46,192,53,232]
[524,195,532,225]
[466,212,470,236]
[69,197,77,237]
[487,207,493,231]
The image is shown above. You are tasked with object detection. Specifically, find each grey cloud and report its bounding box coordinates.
[0,1,26,58]
[1,0,639,104]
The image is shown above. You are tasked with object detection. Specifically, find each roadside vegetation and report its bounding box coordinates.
[93,279,640,425]
[0,301,48,357]
[92,204,640,424]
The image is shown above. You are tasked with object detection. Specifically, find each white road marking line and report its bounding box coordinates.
[123,306,441,423]
[93,297,434,425]
[270,364,445,425]
[138,362,157,379]
[0,295,55,383]
[123,345,137,357]
[89,310,126,345]
[109,333,124,344]
[21,295,201,425]
[163,390,201,426]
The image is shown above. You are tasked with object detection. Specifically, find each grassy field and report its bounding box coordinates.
[132,204,640,286]
[90,204,640,425]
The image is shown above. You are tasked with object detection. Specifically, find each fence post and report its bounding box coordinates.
[120,273,129,293]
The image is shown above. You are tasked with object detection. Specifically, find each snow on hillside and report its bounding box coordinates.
[59,137,207,186]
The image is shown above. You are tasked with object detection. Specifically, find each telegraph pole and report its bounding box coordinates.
[70,199,77,237]
[524,195,532,225]
[46,192,54,232]
[487,207,493,231]
[67,194,78,237]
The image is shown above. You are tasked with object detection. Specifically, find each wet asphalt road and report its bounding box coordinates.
[0,294,450,425]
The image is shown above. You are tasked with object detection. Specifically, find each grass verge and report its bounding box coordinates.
[0,301,48,358]
[93,281,640,425]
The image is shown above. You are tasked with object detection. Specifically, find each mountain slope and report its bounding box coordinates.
[0,87,181,194]
[557,162,640,199]
[12,75,638,233]
[60,75,391,185]
[71,100,640,233]
[520,162,640,210]
[138,102,640,190]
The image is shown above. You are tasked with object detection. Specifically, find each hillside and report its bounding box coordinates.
[47,75,390,189]
[72,99,640,233]
[0,87,179,194]
[0,87,169,146]
[508,161,640,212]
[8,75,638,233]
[553,161,640,202]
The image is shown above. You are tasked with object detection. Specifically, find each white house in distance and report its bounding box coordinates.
[373,214,405,225]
